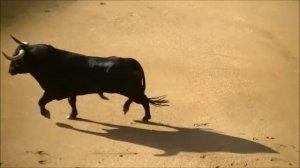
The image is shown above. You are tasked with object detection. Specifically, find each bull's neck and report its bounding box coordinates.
[29,71,48,90]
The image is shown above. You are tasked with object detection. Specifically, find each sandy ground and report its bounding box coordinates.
[1,1,299,167]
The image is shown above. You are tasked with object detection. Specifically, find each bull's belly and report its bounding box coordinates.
[42,74,143,99]
[47,82,135,100]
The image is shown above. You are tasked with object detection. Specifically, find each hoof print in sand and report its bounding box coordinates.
[25,150,50,165]
[193,123,209,127]
[38,160,47,165]
[265,136,275,140]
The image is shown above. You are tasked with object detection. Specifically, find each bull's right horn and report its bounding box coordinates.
[2,49,25,61]
[10,34,29,45]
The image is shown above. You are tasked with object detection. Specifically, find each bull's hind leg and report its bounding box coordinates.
[141,97,151,122]
[131,94,151,122]
[67,96,78,119]
[123,99,132,114]
[38,92,55,119]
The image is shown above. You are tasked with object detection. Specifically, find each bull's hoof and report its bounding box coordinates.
[99,93,109,100]
[41,110,51,119]
[101,96,109,100]
[123,107,129,114]
[142,116,151,122]
[66,114,77,120]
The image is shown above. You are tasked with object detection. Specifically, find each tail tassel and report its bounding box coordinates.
[148,95,169,107]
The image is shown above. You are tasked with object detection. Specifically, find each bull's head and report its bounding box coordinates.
[2,35,30,75]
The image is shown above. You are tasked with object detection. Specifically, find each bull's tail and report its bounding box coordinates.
[134,60,168,106]
[148,95,169,107]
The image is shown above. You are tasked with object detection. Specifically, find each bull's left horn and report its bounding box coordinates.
[10,34,29,45]
[2,49,25,61]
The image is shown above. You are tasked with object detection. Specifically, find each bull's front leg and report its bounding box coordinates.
[123,99,133,114]
[38,92,54,119]
[67,96,78,119]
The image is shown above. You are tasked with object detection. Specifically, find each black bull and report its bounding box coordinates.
[2,35,168,122]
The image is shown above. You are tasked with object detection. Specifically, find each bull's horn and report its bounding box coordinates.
[10,34,29,45]
[2,49,25,61]
[2,52,13,61]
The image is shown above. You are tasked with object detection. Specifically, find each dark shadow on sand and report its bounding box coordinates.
[56,118,277,156]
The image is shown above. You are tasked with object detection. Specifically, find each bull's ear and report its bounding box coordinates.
[10,34,29,45]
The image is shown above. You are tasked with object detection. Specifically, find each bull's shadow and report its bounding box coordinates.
[56,118,277,156]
